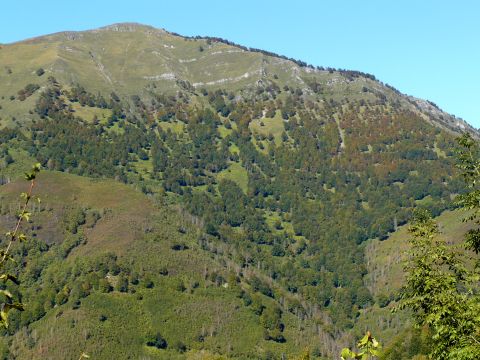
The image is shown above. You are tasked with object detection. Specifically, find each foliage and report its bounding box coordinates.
[17,84,40,101]
[456,133,480,258]
[380,326,431,359]
[19,75,464,332]
[146,332,168,349]
[0,27,477,357]
[0,163,40,328]
[0,171,328,359]
[396,133,480,359]
[341,331,381,359]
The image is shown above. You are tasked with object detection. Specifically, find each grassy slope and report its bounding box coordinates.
[249,110,286,146]
[354,209,474,347]
[70,103,112,123]
[0,23,441,132]
[0,170,320,359]
[216,162,249,193]
[364,209,472,298]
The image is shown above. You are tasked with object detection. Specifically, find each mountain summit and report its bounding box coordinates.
[0,23,472,133]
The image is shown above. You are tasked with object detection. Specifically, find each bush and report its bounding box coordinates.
[271,244,285,257]
[377,293,390,308]
[143,276,154,288]
[249,276,274,298]
[146,333,167,349]
[171,243,189,251]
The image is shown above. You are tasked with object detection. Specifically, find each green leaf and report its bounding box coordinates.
[0,310,8,328]
[358,351,367,359]
[0,290,13,299]
[20,211,31,221]
[0,302,22,329]
[358,333,370,347]
[0,274,19,284]
[0,251,16,264]
[4,302,24,312]
[341,348,356,359]
[24,172,35,181]
[371,349,381,356]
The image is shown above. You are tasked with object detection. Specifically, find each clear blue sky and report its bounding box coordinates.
[2,0,479,127]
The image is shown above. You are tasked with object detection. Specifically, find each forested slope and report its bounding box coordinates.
[0,23,477,359]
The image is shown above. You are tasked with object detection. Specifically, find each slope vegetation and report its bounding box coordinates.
[1,171,337,359]
[0,23,477,358]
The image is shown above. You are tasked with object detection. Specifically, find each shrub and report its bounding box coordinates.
[271,244,285,257]
[146,333,167,349]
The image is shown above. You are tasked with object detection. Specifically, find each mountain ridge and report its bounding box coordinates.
[0,22,474,134]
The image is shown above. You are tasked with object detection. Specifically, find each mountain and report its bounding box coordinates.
[0,23,476,359]
[0,23,473,132]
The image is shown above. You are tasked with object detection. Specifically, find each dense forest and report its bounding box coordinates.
[19,77,465,329]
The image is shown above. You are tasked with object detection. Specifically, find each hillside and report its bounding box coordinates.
[350,209,474,344]
[0,23,477,359]
[0,171,334,359]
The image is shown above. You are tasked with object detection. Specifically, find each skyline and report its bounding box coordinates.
[2,0,479,127]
